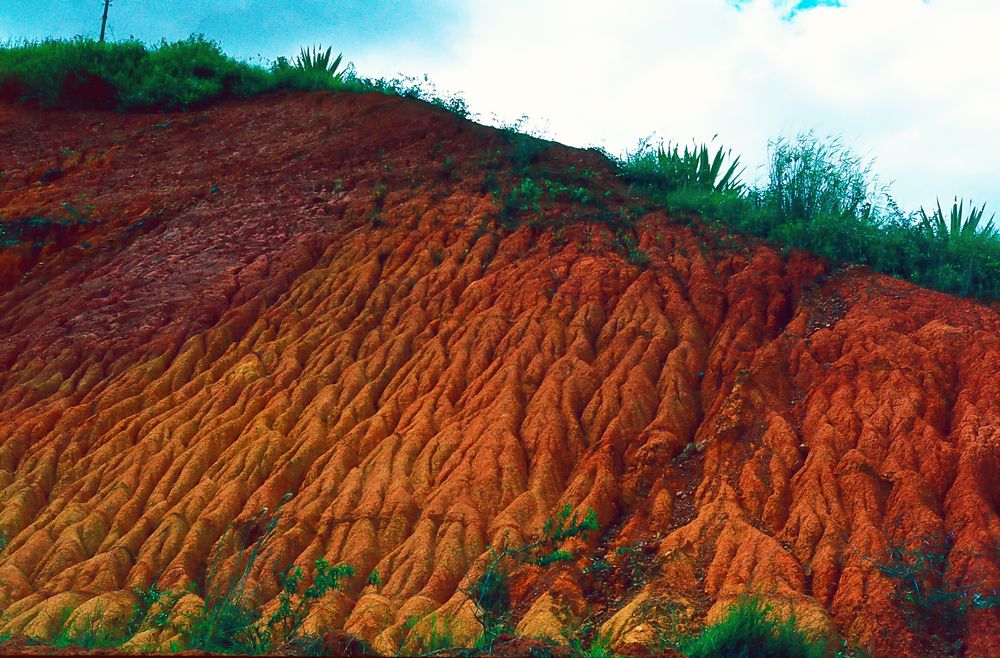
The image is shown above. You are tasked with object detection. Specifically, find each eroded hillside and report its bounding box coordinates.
[0,92,997,656]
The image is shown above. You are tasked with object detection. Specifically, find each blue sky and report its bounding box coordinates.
[0,1,465,60]
[1,0,996,217]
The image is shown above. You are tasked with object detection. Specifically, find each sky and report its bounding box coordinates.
[2,0,997,216]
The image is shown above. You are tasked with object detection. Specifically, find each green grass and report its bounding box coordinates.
[401,613,457,655]
[48,607,126,650]
[5,36,995,301]
[569,632,619,658]
[678,594,833,658]
[618,131,1000,301]
[0,36,470,115]
[13,495,356,655]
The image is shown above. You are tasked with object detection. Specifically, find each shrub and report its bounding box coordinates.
[0,36,277,111]
[499,178,542,227]
[266,559,354,645]
[875,533,999,640]
[679,594,833,658]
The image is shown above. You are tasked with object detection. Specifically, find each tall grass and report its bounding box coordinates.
[619,131,1000,301]
[763,133,885,226]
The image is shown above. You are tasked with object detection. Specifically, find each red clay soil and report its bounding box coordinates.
[0,92,997,657]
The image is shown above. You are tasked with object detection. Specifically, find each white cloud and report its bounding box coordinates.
[352,0,999,214]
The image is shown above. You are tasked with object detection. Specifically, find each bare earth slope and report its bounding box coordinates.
[0,93,997,656]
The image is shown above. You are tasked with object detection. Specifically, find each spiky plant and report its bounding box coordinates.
[620,138,744,195]
[293,45,343,79]
[656,141,745,194]
[918,197,998,242]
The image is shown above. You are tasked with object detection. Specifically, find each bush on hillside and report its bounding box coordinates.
[679,594,834,658]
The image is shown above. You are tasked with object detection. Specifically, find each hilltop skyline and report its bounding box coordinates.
[2,0,997,216]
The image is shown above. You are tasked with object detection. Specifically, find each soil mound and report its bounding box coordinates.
[0,93,997,656]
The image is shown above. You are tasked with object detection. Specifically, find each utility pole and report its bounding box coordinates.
[99,0,112,42]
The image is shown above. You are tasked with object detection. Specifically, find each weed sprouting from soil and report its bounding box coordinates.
[462,503,599,653]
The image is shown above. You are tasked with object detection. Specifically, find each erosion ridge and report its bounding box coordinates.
[0,92,997,656]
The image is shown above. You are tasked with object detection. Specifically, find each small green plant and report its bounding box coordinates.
[187,498,290,654]
[679,594,833,658]
[543,178,593,205]
[382,74,471,118]
[266,559,354,645]
[568,631,618,658]
[441,155,456,179]
[127,582,185,636]
[499,178,542,227]
[499,119,551,169]
[47,606,123,649]
[464,504,599,653]
[60,200,94,223]
[406,613,456,655]
[582,556,612,577]
[367,568,382,587]
[0,529,8,552]
[481,170,500,195]
[608,230,648,268]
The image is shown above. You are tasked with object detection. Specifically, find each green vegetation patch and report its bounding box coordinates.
[0,36,471,115]
[677,594,835,658]
[617,132,1000,301]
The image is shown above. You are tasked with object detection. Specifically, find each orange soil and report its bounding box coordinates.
[0,92,997,656]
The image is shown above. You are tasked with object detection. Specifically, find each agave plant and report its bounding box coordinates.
[292,45,343,79]
[655,141,745,194]
[918,197,998,242]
